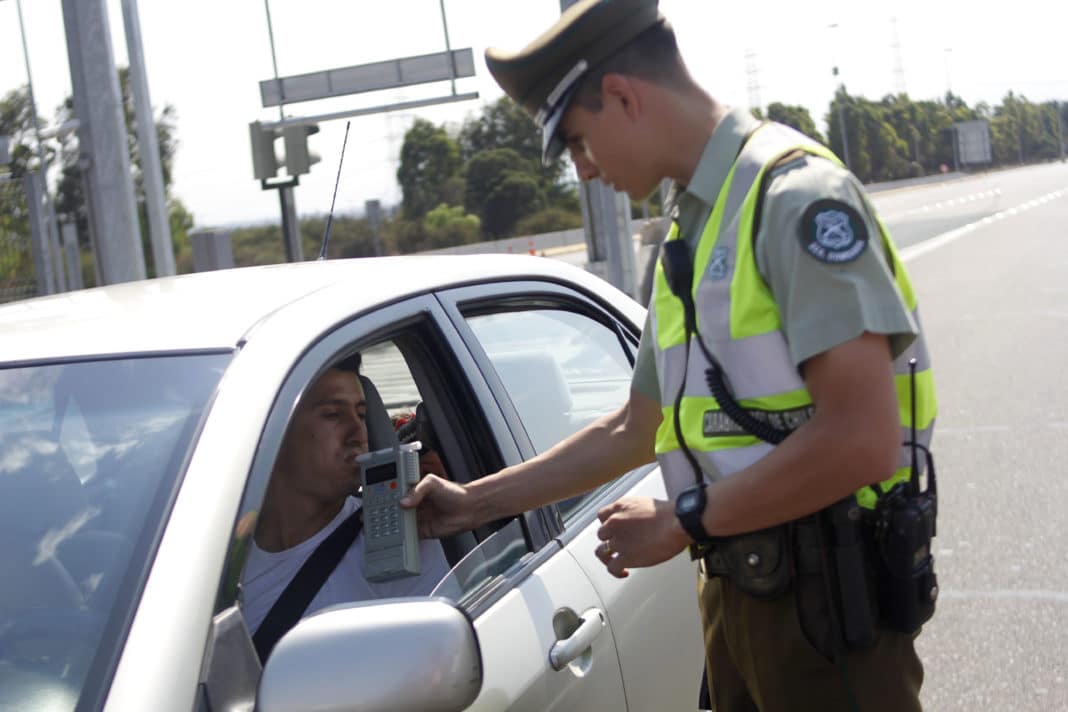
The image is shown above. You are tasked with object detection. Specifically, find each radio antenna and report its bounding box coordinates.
[318,120,351,261]
[908,357,919,494]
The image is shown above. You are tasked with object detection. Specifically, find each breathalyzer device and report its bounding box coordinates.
[357,441,422,582]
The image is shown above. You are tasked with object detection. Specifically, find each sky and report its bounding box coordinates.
[1,0,1066,229]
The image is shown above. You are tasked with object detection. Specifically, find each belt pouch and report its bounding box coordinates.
[704,525,792,600]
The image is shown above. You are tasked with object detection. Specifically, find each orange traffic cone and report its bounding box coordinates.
[528,239,536,256]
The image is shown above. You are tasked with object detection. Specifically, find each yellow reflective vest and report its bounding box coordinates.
[650,122,936,508]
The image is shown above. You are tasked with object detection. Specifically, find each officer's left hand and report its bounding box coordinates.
[595,496,691,579]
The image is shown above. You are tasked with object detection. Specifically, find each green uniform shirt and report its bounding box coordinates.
[631,107,918,403]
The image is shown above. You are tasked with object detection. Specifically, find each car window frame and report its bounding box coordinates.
[215,294,562,624]
[434,279,652,541]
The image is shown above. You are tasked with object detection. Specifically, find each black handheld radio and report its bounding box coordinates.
[868,358,939,634]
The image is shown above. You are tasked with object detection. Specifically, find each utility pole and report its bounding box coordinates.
[745,49,762,115]
[943,48,953,97]
[263,0,303,261]
[559,0,637,300]
[891,17,907,96]
[61,0,146,284]
[828,24,852,173]
[121,0,175,277]
[14,0,65,292]
[1055,100,1066,162]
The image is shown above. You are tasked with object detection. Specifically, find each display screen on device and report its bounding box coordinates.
[364,462,395,486]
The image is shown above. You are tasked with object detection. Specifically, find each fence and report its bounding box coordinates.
[0,172,85,305]
[0,175,39,304]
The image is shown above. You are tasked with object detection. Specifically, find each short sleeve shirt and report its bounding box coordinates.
[631,107,917,403]
[240,496,452,634]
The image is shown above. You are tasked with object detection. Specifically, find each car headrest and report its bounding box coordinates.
[490,351,573,416]
[359,375,398,452]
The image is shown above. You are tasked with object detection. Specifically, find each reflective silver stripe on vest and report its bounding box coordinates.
[898,421,935,469]
[658,329,805,402]
[658,441,776,500]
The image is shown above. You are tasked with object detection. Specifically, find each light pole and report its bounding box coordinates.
[11,0,65,292]
[943,48,953,98]
[828,23,852,172]
[1055,100,1066,162]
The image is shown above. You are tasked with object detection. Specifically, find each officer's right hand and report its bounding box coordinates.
[400,474,474,539]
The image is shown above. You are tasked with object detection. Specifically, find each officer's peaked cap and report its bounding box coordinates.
[485,0,664,165]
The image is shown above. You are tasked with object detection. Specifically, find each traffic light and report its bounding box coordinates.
[283,123,320,176]
[249,121,280,180]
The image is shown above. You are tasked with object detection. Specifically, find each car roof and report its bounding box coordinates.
[0,255,631,364]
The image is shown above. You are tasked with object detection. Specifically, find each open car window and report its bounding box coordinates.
[463,306,635,522]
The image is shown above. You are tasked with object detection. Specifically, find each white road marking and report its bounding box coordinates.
[882,188,1001,220]
[900,186,1068,262]
[939,589,1068,604]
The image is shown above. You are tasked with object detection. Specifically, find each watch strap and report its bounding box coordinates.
[676,485,712,544]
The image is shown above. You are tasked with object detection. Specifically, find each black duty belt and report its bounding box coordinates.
[691,516,824,599]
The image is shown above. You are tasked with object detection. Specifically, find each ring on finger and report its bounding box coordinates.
[600,540,613,556]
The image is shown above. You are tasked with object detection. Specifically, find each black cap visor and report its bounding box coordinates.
[540,85,578,165]
[535,59,588,165]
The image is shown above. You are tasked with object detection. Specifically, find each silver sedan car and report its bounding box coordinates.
[0,255,703,712]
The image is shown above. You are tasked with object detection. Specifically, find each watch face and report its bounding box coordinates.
[679,490,699,513]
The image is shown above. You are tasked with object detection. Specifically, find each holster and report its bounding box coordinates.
[792,508,880,661]
[693,524,793,600]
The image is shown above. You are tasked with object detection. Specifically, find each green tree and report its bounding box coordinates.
[396,119,462,220]
[766,102,824,144]
[459,97,564,186]
[459,96,577,212]
[514,207,582,236]
[827,88,872,181]
[0,86,61,299]
[463,148,530,214]
[482,173,545,239]
[423,203,481,249]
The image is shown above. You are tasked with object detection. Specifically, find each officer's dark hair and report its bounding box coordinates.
[571,21,688,112]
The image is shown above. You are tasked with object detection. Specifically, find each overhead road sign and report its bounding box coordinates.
[258,92,479,132]
[259,48,476,107]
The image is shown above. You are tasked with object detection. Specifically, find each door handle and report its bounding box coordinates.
[548,608,606,671]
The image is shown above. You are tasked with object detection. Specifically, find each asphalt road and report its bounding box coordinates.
[897,162,1068,711]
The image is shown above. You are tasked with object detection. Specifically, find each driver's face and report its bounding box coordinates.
[275,369,368,502]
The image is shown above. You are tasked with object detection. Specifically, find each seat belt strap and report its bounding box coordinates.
[252,508,363,662]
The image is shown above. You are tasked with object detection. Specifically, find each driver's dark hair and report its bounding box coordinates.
[571,21,688,112]
[332,352,362,374]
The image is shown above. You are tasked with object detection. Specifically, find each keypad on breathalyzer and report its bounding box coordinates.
[369,483,401,540]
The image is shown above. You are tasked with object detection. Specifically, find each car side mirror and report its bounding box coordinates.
[257,597,482,712]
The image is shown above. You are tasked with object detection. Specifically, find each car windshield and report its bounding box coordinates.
[0,352,231,711]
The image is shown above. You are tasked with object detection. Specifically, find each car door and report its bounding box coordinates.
[439,280,705,711]
[210,294,626,711]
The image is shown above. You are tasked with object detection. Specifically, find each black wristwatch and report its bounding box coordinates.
[675,484,713,544]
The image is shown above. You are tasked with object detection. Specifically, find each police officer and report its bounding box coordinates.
[402,1,937,709]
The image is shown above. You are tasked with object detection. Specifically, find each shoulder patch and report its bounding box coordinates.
[799,199,868,264]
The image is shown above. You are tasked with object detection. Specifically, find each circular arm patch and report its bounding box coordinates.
[798,199,869,264]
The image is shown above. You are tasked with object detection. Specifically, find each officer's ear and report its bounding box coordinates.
[601,73,642,121]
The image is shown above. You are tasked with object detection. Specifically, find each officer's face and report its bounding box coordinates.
[560,89,660,199]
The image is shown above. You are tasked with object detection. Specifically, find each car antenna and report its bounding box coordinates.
[318,120,351,261]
